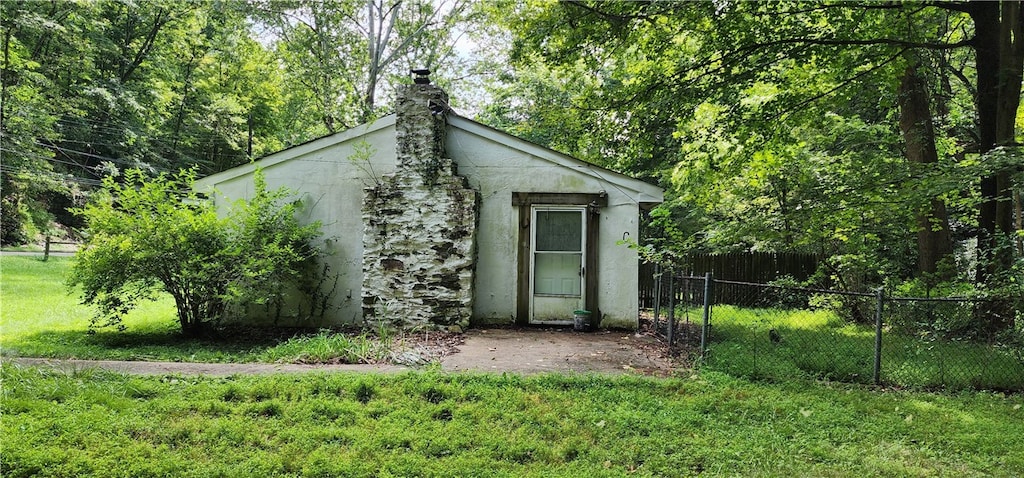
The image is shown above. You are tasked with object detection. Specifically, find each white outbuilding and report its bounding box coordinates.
[196,81,663,330]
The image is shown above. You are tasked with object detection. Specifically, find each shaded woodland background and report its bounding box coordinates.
[2,1,1022,325]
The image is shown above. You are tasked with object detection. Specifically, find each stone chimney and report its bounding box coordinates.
[361,79,478,330]
[395,83,449,183]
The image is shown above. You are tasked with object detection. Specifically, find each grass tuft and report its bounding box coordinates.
[353,381,375,404]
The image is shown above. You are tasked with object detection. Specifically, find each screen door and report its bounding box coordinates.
[530,207,585,323]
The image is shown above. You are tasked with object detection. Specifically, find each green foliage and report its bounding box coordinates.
[68,168,321,337]
[251,0,482,130]
[69,169,224,335]
[0,0,294,245]
[0,0,68,245]
[1,0,489,246]
[485,1,1021,299]
[3,365,1024,476]
[224,170,322,316]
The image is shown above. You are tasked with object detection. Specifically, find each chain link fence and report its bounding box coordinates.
[647,267,1024,391]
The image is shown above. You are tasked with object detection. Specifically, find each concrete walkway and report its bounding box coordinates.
[441,328,671,375]
[0,250,75,257]
[8,357,410,376]
[6,328,673,377]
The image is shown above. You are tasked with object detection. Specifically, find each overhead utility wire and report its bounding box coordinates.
[1,147,96,171]
[30,141,182,175]
[0,164,104,186]
[52,117,241,166]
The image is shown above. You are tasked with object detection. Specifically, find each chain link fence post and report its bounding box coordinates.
[874,287,885,385]
[667,272,676,347]
[652,263,662,334]
[700,272,713,366]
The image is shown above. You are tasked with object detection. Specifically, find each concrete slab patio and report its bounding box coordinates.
[440,328,672,375]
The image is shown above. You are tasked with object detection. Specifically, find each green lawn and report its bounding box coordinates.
[1,256,182,358]
[0,256,392,363]
[704,305,1024,391]
[4,256,1024,475]
[3,364,1022,477]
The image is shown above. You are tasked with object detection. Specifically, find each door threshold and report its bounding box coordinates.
[529,320,574,326]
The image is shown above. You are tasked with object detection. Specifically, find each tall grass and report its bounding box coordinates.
[3,364,1022,477]
[258,329,395,364]
[704,305,1024,390]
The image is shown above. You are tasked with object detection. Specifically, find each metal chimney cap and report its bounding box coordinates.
[411,68,431,84]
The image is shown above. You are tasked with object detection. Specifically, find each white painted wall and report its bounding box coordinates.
[196,114,660,329]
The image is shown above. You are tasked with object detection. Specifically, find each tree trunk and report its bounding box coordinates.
[1017,188,1023,255]
[365,0,377,122]
[897,59,954,278]
[970,1,1023,285]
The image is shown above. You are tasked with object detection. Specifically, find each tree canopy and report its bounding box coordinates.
[2,0,1021,306]
[0,0,488,244]
[480,1,1023,298]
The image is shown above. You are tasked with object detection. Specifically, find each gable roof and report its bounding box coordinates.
[197,113,663,204]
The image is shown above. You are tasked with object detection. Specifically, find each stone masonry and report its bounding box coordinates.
[361,83,478,329]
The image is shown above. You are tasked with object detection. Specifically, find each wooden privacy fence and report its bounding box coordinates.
[639,252,819,307]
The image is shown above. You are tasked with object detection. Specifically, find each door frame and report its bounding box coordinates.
[513,192,606,326]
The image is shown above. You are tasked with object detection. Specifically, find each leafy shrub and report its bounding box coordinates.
[763,275,810,309]
[69,168,321,337]
[886,257,1021,342]
[223,171,323,318]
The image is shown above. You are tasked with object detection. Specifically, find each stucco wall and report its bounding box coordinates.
[446,126,642,328]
